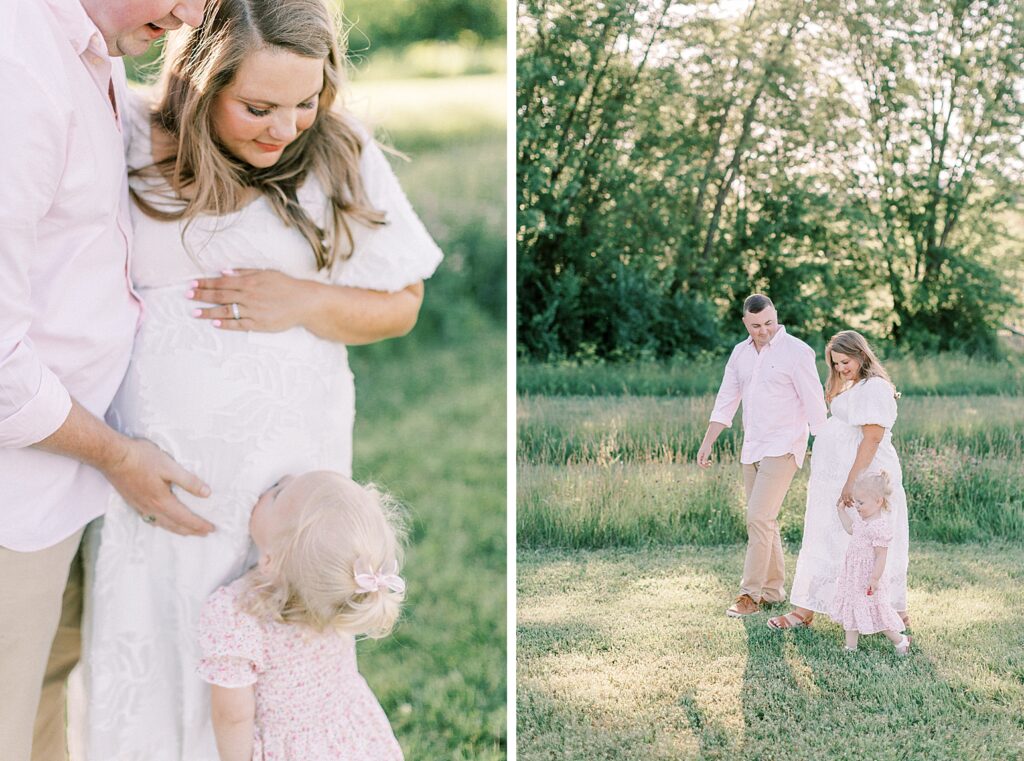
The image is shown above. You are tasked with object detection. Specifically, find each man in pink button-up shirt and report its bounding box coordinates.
[0,1,207,759]
[697,294,828,619]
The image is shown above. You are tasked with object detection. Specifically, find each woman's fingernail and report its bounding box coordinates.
[222,268,236,276]
[186,290,195,298]
[191,309,202,317]
[189,280,199,288]
[213,319,222,327]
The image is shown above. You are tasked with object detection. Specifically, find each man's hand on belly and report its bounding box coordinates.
[103,438,216,536]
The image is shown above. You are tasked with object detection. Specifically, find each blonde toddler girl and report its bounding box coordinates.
[830,470,911,655]
[197,471,407,760]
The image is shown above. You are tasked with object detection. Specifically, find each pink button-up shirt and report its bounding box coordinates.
[0,0,141,551]
[709,326,828,468]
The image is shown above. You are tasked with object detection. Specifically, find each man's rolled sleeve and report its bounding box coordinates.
[0,349,72,447]
[709,347,742,427]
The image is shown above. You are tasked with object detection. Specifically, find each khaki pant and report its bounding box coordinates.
[0,529,84,761]
[739,454,798,603]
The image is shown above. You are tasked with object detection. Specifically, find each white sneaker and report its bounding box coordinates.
[894,635,912,656]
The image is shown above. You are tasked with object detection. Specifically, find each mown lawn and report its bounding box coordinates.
[518,545,1024,761]
[351,327,506,760]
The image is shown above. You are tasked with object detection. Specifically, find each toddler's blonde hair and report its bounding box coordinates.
[244,472,407,638]
[853,470,894,511]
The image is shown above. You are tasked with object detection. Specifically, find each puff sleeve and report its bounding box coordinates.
[325,131,444,292]
[846,377,898,429]
[197,585,265,688]
[870,516,894,548]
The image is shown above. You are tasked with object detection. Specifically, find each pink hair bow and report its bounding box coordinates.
[353,560,406,595]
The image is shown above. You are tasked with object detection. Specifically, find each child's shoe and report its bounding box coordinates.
[893,635,911,656]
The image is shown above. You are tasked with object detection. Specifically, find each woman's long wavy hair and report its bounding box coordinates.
[824,330,899,403]
[243,473,407,638]
[132,0,386,269]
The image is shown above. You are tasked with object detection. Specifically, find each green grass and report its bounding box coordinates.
[518,395,1024,465]
[344,75,506,759]
[351,75,506,331]
[518,352,1024,397]
[350,327,506,759]
[518,545,1024,760]
[516,395,1024,546]
[351,42,506,81]
[349,74,506,152]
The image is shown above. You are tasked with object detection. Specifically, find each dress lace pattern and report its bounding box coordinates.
[79,91,439,761]
[789,377,909,616]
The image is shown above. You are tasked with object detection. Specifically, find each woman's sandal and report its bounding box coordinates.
[766,610,813,630]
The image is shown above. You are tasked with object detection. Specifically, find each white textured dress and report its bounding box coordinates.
[789,376,910,615]
[80,91,441,761]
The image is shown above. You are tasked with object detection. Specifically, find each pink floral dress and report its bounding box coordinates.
[197,579,404,760]
[828,510,906,635]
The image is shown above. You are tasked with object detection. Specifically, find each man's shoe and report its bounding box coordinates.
[726,594,760,617]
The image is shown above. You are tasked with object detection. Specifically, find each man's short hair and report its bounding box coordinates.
[743,294,774,315]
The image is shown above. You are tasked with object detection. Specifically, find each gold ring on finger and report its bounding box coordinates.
[142,514,157,525]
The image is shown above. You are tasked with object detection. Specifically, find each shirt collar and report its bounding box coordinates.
[45,0,108,58]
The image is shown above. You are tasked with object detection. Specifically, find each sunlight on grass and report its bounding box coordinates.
[347,74,505,146]
[519,545,1024,760]
[518,395,1024,546]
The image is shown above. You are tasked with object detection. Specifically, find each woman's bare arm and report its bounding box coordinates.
[189,269,424,345]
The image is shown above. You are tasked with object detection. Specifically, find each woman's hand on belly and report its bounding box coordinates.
[189,269,425,345]
[189,268,306,333]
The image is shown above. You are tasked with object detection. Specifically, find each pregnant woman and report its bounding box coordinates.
[768,330,909,631]
[81,1,441,758]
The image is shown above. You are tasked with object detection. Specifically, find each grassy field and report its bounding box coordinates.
[351,328,505,759]
[519,352,1024,397]
[349,74,506,151]
[343,75,507,758]
[518,357,1024,758]
[518,395,1024,546]
[518,545,1024,761]
[348,73,507,334]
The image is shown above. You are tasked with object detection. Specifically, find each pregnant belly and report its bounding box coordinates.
[107,287,355,488]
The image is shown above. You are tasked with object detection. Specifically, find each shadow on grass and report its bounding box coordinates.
[519,546,1024,759]
[738,611,1020,758]
[517,620,613,660]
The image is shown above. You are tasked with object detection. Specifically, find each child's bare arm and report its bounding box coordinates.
[868,546,888,592]
[210,684,255,761]
[836,504,853,535]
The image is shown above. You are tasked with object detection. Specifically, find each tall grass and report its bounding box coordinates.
[517,395,1024,547]
[518,395,1024,465]
[518,353,1024,397]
